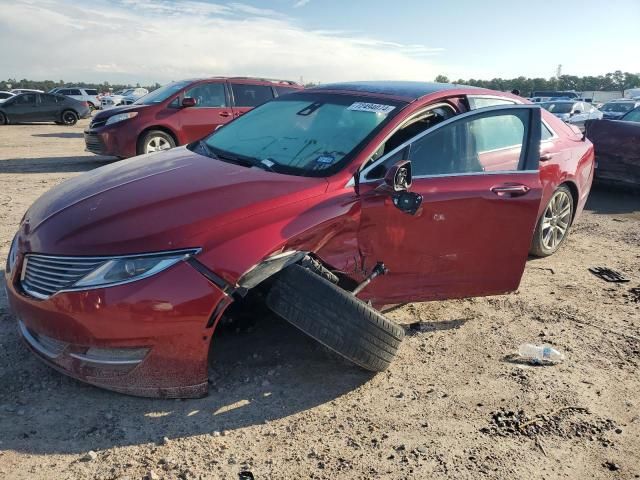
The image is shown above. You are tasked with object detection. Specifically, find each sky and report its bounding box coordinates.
[1,0,639,85]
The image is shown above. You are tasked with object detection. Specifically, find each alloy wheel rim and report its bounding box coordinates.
[63,112,75,124]
[541,191,571,250]
[145,136,171,153]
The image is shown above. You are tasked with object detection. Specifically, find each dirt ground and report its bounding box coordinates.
[0,119,639,480]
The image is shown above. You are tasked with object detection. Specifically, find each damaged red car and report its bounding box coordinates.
[5,82,594,398]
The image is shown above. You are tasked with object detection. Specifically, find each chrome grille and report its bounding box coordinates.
[21,255,106,299]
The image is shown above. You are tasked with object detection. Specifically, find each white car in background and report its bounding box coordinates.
[539,100,603,131]
[100,88,149,109]
[51,87,101,110]
[10,88,44,94]
[0,91,15,103]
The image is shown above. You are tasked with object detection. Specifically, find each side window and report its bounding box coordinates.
[364,106,455,180]
[16,94,36,105]
[274,86,297,97]
[40,94,57,105]
[409,110,529,176]
[58,89,69,95]
[69,89,82,96]
[231,84,274,107]
[85,89,98,96]
[183,83,227,107]
[541,123,554,141]
[468,97,516,110]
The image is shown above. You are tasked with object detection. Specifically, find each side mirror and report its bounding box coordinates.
[384,160,412,191]
[182,97,197,108]
[573,110,581,115]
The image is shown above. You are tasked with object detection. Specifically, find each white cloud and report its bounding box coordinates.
[0,0,449,85]
[293,0,310,7]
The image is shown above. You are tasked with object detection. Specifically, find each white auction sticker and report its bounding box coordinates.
[347,102,396,114]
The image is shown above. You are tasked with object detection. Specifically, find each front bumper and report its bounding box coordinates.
[6,260,228,398]
[84,126,137,157]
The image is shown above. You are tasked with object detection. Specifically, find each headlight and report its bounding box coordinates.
[72,249,199,289]
[105,111,138,126]
[6,234,18,274]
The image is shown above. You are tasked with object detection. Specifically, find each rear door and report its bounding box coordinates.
[229,82,275,119]
[177,81,232,141]
[357,105,543,304]
[38,94,61,120]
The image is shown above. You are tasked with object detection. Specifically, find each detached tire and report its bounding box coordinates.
[266,264,404,372]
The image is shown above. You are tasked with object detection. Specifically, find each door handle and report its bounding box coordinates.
[540,152,557,161]
[491,184,530,197]
[219,111,231,118]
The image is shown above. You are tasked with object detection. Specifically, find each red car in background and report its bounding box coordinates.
[7,82,593,398]
[84,77,302,158]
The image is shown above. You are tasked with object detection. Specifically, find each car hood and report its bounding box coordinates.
[19,147,328,256]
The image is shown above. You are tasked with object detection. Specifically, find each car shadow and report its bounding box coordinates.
[0,307,372,455]
[585,183,640,216]
[31,132,84,139]
[0,155,116,174]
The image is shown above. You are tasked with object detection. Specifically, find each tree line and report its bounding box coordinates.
[434,70,640,96]
[0,79,162,93]
[2,70,639,96]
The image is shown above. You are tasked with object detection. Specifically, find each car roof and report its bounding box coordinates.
[309,81,477,101]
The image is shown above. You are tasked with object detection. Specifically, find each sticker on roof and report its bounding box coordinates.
[347,102,396,114]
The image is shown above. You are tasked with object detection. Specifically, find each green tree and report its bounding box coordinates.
[434,75,449,83]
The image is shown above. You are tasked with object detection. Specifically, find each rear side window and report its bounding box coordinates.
[68,89,82,95]
[275,86,298,97]
[231,84,274,107]
[183,83,227,107]
[468,97,515,110]
[40,94,58,104]
[541,124,554,141]
[85,89,98,95]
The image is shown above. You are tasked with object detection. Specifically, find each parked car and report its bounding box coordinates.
[85,77,303,158]
[10,88,44,94]
[51,87,101,110]
[539,100,602,130]
[531,90,579,100]
[0,91,15,103]
[599,99,640,120]
[586,106,640,187]
[100,88,149,109]
[7,81,593,398]
[0,92,91,125]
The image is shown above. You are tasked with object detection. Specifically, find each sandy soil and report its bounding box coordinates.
[0,120,639,480]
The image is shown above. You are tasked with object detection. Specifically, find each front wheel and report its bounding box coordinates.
[530,185,574,257]
[139,130,176,154]
[0,112,6,125]
[61,110,78,126]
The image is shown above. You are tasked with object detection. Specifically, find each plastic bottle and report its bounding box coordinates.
[518,344,565,364]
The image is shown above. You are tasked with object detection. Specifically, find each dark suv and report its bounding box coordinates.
[84,77,302,158]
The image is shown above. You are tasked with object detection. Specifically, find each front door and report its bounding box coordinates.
[177,81,233,141]
[356,105,543,305]
[38,94,61,121]
[5,93,38,122]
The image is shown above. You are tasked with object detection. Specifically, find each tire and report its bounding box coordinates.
[0,112,6,125]
[266,264,404,372]
[61,110,78,126]
[530,184,574,257]
[138,130,176,154]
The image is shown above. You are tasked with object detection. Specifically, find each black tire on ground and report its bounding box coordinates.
[266,264,404,372]
[530,184,574,257]
[137,130,176,155]
[0,112,7,125]
[61,110,78,126]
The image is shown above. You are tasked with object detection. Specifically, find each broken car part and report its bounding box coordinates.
[588,267,630,283]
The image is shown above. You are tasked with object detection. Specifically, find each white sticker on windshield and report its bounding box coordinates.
[347,102,396,114]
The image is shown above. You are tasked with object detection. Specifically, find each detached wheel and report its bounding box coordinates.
[266,264,404,372]
[139,130,175,154]
[61,110,78,126]
[0,112,7,125]
[530,184,574,257]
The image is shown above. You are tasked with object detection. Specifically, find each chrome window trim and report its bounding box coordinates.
[412,169,538,180]
[353,104,541,186]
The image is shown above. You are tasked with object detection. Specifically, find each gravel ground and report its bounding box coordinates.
[0,120,639,480]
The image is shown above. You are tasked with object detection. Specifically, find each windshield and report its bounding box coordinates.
[601,102,634,113]
[199,93,403,177]
[540,102,573,114]
[134,81,191,105]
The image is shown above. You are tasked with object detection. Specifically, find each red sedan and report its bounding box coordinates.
[5,82,594,397]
